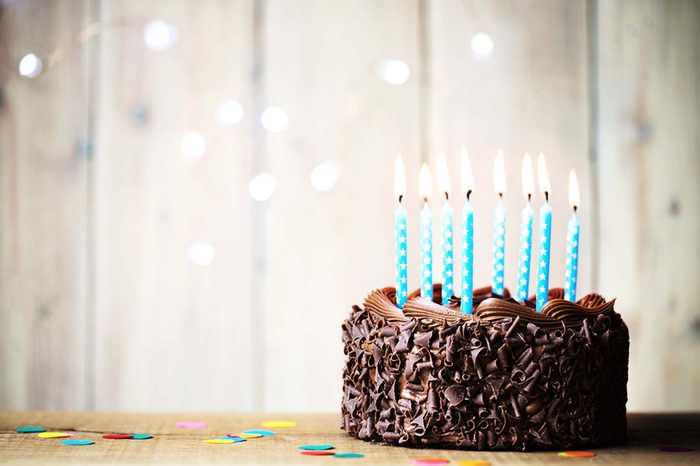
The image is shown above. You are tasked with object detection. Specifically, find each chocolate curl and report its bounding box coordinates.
[444,385,465,406]
[379,326,396,337]
[497,345,512,368]
[382,431,400,442]
[414,331,433,348]
[583,318,593,344]
[505,316,521,338]
[394,337,409,353]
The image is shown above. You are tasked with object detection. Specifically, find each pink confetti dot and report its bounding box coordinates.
[176,422,206,429]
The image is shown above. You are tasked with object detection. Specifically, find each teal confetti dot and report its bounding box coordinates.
[334,453,365,458]
[242,429,274,437]
[62,439,94,446]
[224,436,246,442]
[299,444,334,451]
[16,426,46,433]
[131,434,153,440]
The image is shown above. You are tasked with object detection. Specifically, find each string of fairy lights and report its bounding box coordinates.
[14,16,494,266]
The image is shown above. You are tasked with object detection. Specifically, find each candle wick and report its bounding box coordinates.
[527,193,532,203]
[444,191,449,201]
[545,191,549,202]
[466,190,472,201]
[573,205,578,213]
[398,194,403,203]
[499,192,504,200]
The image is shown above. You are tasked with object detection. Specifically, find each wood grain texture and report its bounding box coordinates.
[595,0,700,411]
[1,411,699,465]
[260,0,422,412]
[92,0,256,411]
[0,0,92,410]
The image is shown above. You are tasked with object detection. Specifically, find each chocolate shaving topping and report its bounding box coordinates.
[341,284,629,451]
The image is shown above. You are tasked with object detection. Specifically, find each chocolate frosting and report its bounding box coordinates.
[341,285,629,451]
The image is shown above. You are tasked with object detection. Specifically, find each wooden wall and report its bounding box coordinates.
[0,0,698,412]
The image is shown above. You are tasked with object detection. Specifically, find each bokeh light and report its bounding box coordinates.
[143,20,179,51]
[470,33,494,61]
[188,242,215,266]
[18,53,42,78]
[216,100,244,126]
[181,131,206,161]
[376,59,410,85]
[260,106,289,133]
[248,172,277,201]
[310,160,342,192]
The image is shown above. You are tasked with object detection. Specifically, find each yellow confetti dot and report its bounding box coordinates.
[457,461,491,466]
[262,420,297,428]
[203,439,235,444]
[37,432,71,439]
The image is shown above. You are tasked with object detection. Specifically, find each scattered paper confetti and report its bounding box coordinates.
[242,429,274,436]
[334,453,365,458]
[558,451,596,458]
[176,421,206,429]
[62,439,94,446]
[38,432,71,439]
[299,444,335,451]
[457,462,490,466]
[262,420,297,428]
[224,435,247,442]
[232,432,262,439]
[203,438,236,444]
[16,426,46,433]
[414,459,450,465]
[103,434,133,439]
[301,451,335,456]
[131,434,153,440]
[658,446,695,452]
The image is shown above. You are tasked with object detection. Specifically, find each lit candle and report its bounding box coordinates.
[435,152,453,305]
[394,155,408,308]
[419,164,433,300]
[535,153,552,312]
[565,170,581,302]
[460,146,475,314]
[492,150,506,296]
[516,153,535,302]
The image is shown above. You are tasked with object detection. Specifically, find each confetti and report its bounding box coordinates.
[457,462,490,466]
[103,434,133,439]
[242,429,274,436]
[301,451,335,456]
[16,426,46,433]
[203,438,236,444]
[262,420,297,428]
[176,421,206,429]
[38,432,71,439]
[334,453,365,458]
[558,451,596,458]
[299,445,335,451]
[232,432,262,439]
[131,434,153,440]
[224,435,247,442]
[414,459,450,465]
[62,439,95,446]
[658,446,695,452]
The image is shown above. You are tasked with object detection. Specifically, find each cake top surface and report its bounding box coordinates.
[364,285,615,330]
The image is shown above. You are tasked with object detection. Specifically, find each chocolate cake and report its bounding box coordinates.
[341,285,628,451]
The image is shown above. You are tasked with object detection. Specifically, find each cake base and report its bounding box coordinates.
[341,287,628,451]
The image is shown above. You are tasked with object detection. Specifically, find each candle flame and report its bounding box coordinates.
[460,145,474,196]
[569,170,580,209]
[394,154,406,201]
[537,152,551,198]
[522,153,535,200]
[493,149,506,195]
[419,163,433,201]
[435,151,451,199]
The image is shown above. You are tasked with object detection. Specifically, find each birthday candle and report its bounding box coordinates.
[460,146,475,314]
[516,154,535,302]
[535,153,552,312]
[492,150,506,296]
[435,152,453,305]
[419,164,433,300]
[565,170,581,302]
[394,155,408,308]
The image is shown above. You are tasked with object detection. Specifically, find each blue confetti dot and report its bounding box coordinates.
[62,439,94,446]
[16,426,46,433]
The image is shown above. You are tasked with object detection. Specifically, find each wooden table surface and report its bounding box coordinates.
[1,412,699,465]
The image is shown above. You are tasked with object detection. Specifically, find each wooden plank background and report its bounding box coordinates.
[0,0,698,413]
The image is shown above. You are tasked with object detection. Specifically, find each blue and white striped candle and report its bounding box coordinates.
[419,164,434,300]
[565,170,581,302]
[436,152,453,304]
[394,155,408,308]
[535,153,552,312]
[516,154,535,302]
[492,150,506,296]
[460,146,475,314]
